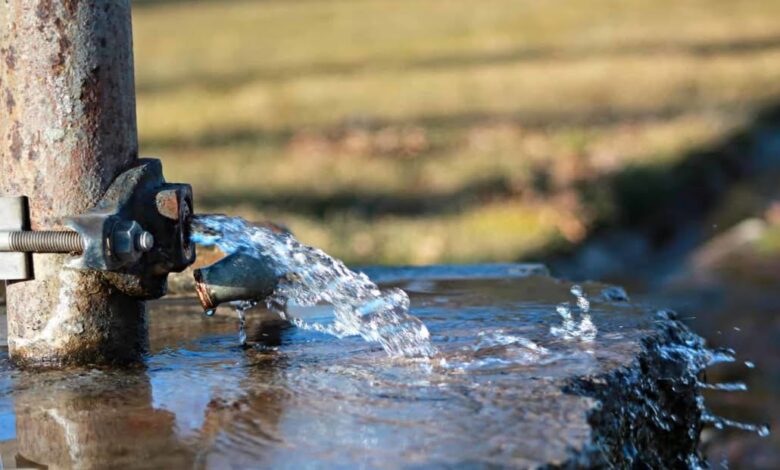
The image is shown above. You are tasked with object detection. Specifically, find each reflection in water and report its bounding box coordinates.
[12,370,191,469]
[0,308,289,469]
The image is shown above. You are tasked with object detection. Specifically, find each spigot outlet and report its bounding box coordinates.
[193,252,281,311]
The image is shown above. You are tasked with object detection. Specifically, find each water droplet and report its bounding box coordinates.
[702,411,769,436]
[744,361,755,369]
[707,348,736,366]
[231,300,254,346]
[205,309,216,317]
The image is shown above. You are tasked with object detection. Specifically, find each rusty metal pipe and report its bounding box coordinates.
[0,0,145,366]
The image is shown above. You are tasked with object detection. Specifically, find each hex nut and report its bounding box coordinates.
[111,221,145,263]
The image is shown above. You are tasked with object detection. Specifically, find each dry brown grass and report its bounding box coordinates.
[133,0,780,264]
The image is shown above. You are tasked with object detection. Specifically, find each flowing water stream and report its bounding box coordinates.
[192,215,436,358]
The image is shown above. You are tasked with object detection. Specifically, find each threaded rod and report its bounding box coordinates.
[1,231,85,253]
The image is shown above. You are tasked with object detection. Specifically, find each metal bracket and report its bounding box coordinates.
[0,197,31,281]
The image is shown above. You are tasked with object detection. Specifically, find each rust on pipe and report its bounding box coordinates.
[0,0,145,366]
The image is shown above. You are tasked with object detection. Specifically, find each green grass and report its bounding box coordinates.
[133,0,780,264]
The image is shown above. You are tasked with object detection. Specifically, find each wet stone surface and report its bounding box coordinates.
[0,270,707,468]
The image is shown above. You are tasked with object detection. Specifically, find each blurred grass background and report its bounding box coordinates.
[133,0,780,265]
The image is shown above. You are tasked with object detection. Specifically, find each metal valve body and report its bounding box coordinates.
[64,158,196,299]
[1,159,193,299]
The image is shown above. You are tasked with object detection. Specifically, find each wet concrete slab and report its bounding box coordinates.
[0,270,709,468]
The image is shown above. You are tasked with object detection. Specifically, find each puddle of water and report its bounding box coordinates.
[0,273,665,469]
[0,269,769,467]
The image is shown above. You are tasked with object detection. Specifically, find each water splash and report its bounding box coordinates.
[192,215,435,358]
[474,330,548,353]
[658,338,770,438]
[702,410,770,437]
[707,348,737,366]
[550,285,597,342]
[432,329,555,372]
[696,381,748,392]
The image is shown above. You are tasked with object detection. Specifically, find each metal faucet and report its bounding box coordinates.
[193,252,281,311]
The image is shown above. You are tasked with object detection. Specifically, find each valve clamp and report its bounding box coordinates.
[0,159,196,299]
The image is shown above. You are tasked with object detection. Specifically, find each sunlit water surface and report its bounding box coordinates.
[1,272,672,469]
[0,265,768,469]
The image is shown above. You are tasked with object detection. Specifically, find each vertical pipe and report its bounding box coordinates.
[0,1,145,365]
